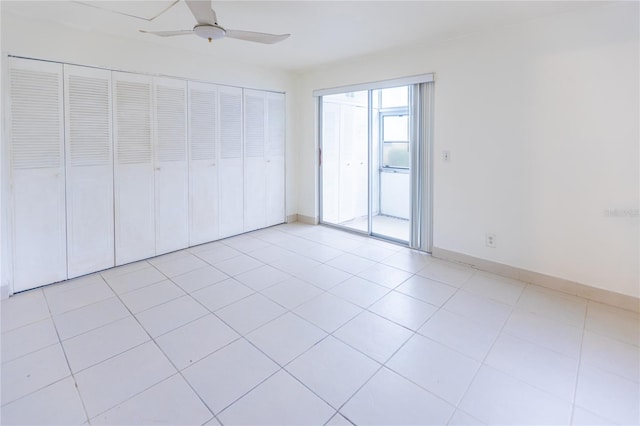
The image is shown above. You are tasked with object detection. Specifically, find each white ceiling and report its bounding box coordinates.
[3,1,604,72]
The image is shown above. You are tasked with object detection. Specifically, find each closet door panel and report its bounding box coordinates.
[266,92,286,226]
[218,86,243,238]
[64,64,114,278]
[113,72,155,265]
[188,81,219,245]
[8,58,66,292]
[243,89,266,232]
[154,77,188,255]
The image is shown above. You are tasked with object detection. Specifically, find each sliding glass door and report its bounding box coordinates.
[319,79,433,250]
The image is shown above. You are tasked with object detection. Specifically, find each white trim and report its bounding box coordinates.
[312,73,434,97]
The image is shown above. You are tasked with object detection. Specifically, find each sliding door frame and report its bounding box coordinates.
[316,74,434,252]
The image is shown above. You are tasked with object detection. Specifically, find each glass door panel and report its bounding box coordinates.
[321,91,369,233]
[371,86,411,243]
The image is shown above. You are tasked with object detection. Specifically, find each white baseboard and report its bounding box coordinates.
[297,214,319,225]
[286,214,298,223]
[432,247,640,313]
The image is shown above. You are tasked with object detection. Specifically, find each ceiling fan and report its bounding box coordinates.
[140,0,290,44]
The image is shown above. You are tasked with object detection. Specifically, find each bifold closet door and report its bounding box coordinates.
[265,92,286,226]
[113,72,155,265]
[8,58,66,292]
[188,81,219,245]
[154,77,188,255]
[218,86,244,238]
[64,65,114,278]
[243,89,267,232]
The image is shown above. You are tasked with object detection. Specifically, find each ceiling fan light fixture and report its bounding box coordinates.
[194,24,226,42]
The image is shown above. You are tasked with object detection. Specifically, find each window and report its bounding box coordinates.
[381,113,409,168]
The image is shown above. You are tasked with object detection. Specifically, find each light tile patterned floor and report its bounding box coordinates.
[1,223,639,425]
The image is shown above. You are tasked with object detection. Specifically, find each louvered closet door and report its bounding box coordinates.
[188,81,219,245]
[8,58,66,292]
[243,89,267,232]
[154,77,188,255]
[265,92,286,226]
[113,72,155,265]
[218,86,244,238]
[64,65,114,278]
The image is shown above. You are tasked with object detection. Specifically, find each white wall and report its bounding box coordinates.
[0,11,298,296]
[296,2,639,298]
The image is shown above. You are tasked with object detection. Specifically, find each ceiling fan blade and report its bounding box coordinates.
[139,29,194,37]
[185,0,217,24]
[224,29,290,44]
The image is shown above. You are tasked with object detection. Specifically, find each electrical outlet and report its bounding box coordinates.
[485,233,496,248]
[443,150,451,162]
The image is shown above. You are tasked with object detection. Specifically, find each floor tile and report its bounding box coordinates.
[503,308,583,358]
[0,377,87,426]
[262,277,324,309]
[1,289,50,333]
[1,343,70,405]
[369,291,437,330]
[45,279,115,315]
[517,285,587,328]
[271,253,322,276]
[327,253,377,275]
[381,251,432,273]
[152,254,208,278]
[484,334,579,401]
[103,267,166,294]
[286,336,380,408]
[580,331,639,382]
[294,292,363,333]
[330,277,389,308]
[148,249,192,265]
[297,264,352,291]
[215,293,287,334]
[171,265,229,293]
[194,245,242,264]
[1,317,59,363]
[135,295,209,337]
[443,290,512,329]
[213,254,264,276]
[396,275,457,307]
[357,263,412,289]
[334,311,413,363]
[296,242,344,263]
[222,234,271,253]
[459,365,572,425]
[462,272,526,305]
[100,261,149,279]
[91,374,213,425]
[326,413,353,425]
[74,341,176,418]
[585,301,639,346]
[62,316,149,372]
[417,260,474,287]
[119,280,185,314]
[418,309,500,361]
[191,278,254,311]
[348,244,396,262]
[246,312,326,366]
[247,244,293,264]
[341,368,454,426]
[388,334,480,404]
[574,364,640,425]
[183,339,279,414]
[217,370,334,425]
[155,314,239,370]
[53,297,130,341]
[571,406,616,425]
[188,241,225,254]
[448,409,485,425]
[234,265,291,291]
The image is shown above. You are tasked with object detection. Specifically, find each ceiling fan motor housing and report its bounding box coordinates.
[194,24,226,41]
